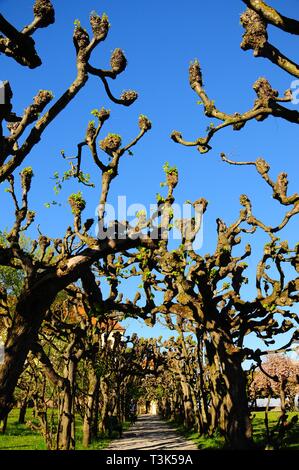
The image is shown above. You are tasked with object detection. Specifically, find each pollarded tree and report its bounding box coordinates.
[0,1,157,426]
[162,335,198,431]
[109,156,297,448]
[160,0,299,449]
[1,0,298,451]
[85,151,298,449]
[59,0,299,449]
[21,297,164,450]
[160,315,214,435]
[171,1,299,153]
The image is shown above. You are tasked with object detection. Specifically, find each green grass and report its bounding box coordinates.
[170,411,299,450]
[1,409,298,450]
[251,411,299,450]
[0,409,46,450]
[0,409,129,450]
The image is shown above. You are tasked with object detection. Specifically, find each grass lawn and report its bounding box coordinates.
[1,409,298,450]
[0,408,128,450]
[171,411,299,450]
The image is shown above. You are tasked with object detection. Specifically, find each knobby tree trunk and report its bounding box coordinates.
[179,374,194,430]
[0,246,118,422]
[169,392,176,421]
[57,359,77,450]
[204,339,222,435]
[99,377,109,434]
[0,277,67,422]
[213,333,253,449]
[0,307,43,422]
[189,384,203,434]
[91,384,99,439]
[195,331,210,434]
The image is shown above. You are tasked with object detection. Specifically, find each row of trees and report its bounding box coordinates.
[140,321,299,449]
[0,0,298,450]
[2,294,297,450]
[2,291,298,449]
[2,293,164,449]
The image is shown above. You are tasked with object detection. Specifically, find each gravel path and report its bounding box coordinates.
[107,415,198,451]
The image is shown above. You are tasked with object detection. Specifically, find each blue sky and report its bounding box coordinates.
[0,1,298,348]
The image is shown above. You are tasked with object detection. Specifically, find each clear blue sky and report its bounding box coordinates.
[0,1,298,347]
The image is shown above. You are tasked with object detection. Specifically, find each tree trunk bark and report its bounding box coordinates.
[18,399,27,424]
[203,327,254,449]
[189,384,203,434]
[0,234,140,423]
[57,360,76,450]
[91,385,99,439]
[205,337,222,435]
[214,335,253,449]
[99,377,109,434]
[195,331,210,434]
[0,309,43,420]
[179,374,194,429]
[0,279,65,421]
[82,368,99,448]
[169,393,175,421]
